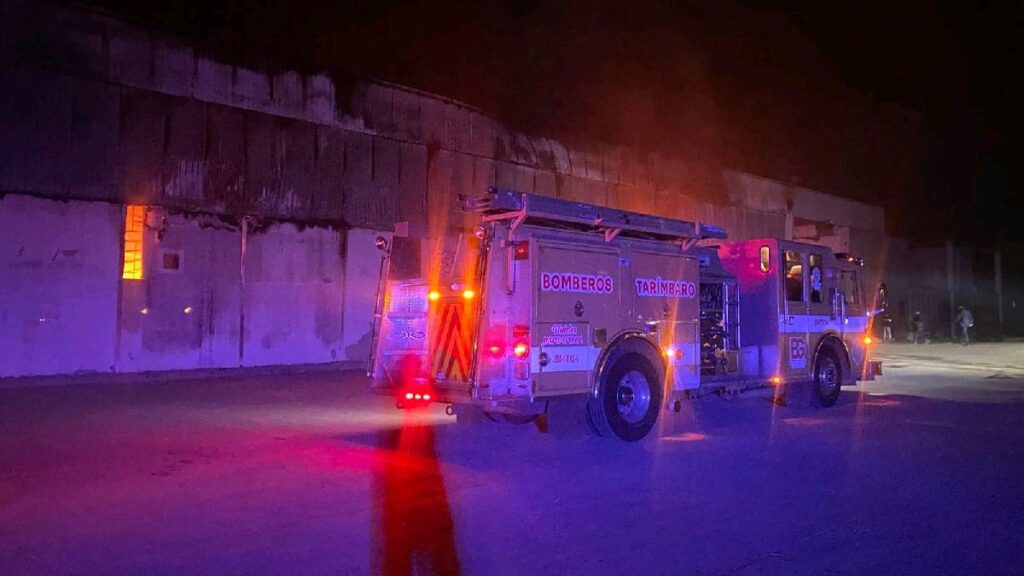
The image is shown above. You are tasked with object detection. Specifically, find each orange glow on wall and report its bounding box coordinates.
[121,205,145,280]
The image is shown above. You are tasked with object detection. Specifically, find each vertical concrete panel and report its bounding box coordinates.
[602,146,623,185]
[0,196,119,377]
[473,156,497,193]
[584,149,605,182]
[373,137,401,187]
[242,223,344,366]
[419,96,447,147]
[194,58,234,105]
[311,126,346,220]
[511,132,538,165]
[243,113,280,215]
[547,140,572,174]
[567,147,589,179]
[469,111,496,158]
[161,98,207,210]
[365,83,395,135]
[272,71,303,115]
[398,143,427,227]
[534,170,556,197]
[204,104,245,213]
[427,149,454,233]
[494,161,516,190]
[341,228,386,362]
[531,137,557,172]
[118,88,168,205]
[59,9,107,80]
[345,131,373,184]
[494,126,516,162]
[344,132,396,229]
[451,153,475,203]
[278,120,316,219]
[0,68,71,196]
[514,166,537,194]
[304,74,337,125]
[234,67,272,111]
[118,211,242,371]
[445,105,471,153]
[153,40,194,97]
[108,24,153,89]
[66,78,119,200]
[392,89,422,142]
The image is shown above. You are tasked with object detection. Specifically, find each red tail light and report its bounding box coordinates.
[514,241,530,260]
[513,341,529,359]
[512,325,530,359]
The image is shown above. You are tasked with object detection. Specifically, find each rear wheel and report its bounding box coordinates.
[812,350,842,407]
[588,352,663,441]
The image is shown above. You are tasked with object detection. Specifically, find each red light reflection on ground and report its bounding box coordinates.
[373,416,460,576]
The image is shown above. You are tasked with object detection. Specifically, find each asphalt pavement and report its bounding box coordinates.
[1,344,1023,575]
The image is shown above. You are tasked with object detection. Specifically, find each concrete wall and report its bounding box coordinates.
[0,0,905,377]
[0,195,120,377]
[0,198,384,377]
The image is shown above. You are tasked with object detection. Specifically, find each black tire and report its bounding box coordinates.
[812,349,842,407]
[588,352,663,441]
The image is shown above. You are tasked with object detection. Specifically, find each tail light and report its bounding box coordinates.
[514,241,530,260]
[513,342,529,359]
[512,324,530,379]
[512,325,530,358]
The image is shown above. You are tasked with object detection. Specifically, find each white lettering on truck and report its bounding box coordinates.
[635,277,697,298]
[541,272,614,294]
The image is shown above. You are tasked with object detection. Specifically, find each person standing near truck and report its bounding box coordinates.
[956,305,975,346]
[912,311,925,344]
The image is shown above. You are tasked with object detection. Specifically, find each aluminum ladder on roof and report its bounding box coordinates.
[460,186,727,246]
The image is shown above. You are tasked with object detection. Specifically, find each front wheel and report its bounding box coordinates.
[812,351,842,407]
[588,352,663,441]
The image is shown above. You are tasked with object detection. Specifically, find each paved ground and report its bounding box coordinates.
[2,344,1023,575]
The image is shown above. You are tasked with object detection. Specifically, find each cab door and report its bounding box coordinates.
[780,248,811,379]
[806,251,836,329]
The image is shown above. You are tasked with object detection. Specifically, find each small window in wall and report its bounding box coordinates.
[759,245,771,272]
[785,250,804,302]
[121,205,145,280]
[160,250,183,273]
[809,254,823,303]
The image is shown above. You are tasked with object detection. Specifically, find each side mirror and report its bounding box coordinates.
[375,236,389,251]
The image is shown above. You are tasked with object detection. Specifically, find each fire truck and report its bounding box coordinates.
[369,187,880,441]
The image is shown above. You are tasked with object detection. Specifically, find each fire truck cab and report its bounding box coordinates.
[369,188,879,441]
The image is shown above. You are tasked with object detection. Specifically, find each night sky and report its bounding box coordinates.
[78,0,1022,246]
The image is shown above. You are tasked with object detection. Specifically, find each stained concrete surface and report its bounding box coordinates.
[1,344,1023,575]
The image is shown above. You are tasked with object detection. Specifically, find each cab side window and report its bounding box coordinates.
[785,250,804,302]
[839,270,861,309]
[809,254,824,303]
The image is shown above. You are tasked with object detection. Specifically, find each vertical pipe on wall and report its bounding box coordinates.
[239,216,249,365]
[113,204,128,370]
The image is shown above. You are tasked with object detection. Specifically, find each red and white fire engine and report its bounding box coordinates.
[369,188,880,441]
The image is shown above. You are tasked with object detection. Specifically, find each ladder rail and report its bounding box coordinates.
[461,187,727,242]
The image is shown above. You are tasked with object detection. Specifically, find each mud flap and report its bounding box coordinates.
[865,360,882,381]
